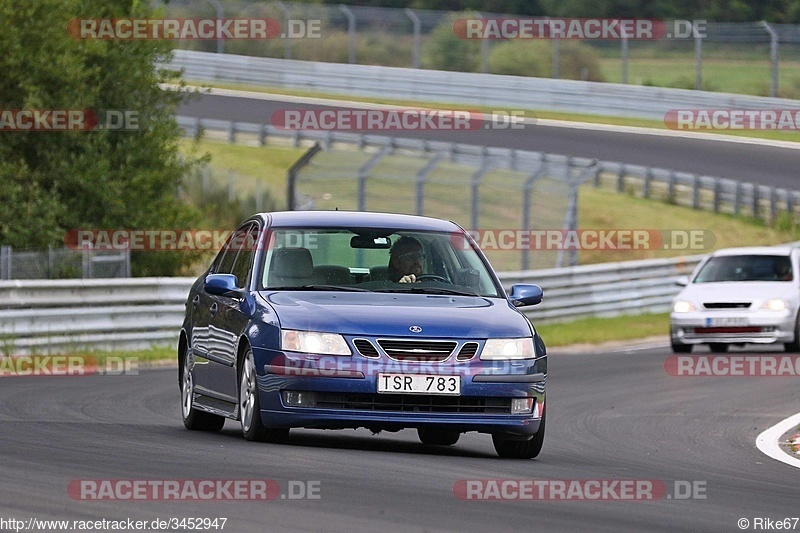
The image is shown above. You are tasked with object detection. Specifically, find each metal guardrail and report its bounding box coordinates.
[177,115,800,223]
[0,256,701,354]
[169,50,800,120]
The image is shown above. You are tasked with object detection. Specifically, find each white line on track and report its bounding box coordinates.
[756,412,800,469]
[180,85,800,151]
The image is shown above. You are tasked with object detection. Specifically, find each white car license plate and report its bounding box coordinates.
[705,317,749,327]
[377,373,460,395]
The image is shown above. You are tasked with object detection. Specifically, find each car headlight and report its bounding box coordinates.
[281,329,351,355]
[760,299,788,311]
[480,338,535,360]
[673,300,695,313]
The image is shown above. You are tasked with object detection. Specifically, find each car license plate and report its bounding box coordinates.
[377,373,460,395]
[705,317,749,327]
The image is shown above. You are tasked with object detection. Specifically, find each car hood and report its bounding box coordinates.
[259,291,532,338]
[676,281,796,304]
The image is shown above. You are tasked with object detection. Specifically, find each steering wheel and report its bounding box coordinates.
[415,274,452,283]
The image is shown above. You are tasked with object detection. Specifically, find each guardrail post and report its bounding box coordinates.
[256,179,263,212]
[788,191,795,220]
[712,178,721,213]
[616,164,625,193]
[643,167,652,198]
[667,170,676,203]
[275,2,292,59]
[404,9,421,68]
[770,187,778,222]
[691,174,700,209]
[1,245,11,280]
[761,21,779,98]
[752,184,761,219]
[339,5,356,64]
[227,121,235,143]
[734,181,742,215]
[259,125,268,146]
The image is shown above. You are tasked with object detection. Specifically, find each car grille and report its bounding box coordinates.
[377,339,457,362]
[313,393,511,413]
[703,302,751,309]
[456,342,479,361]
[692,326,765,334]
[353,339,380,358]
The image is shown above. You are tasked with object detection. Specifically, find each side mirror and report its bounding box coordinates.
[509,284,543,307]
[675,275,689,287]
[205,273,243,297]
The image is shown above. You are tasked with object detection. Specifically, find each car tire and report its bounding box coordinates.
[239,347,289,443]
[181,345,225,432]
[417,428,460,446]
[492,412,546,459]
[785,314,800,352]
[671,341,692,353]
[708,343,729,353]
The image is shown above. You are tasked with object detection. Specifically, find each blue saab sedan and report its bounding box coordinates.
[179,211,547,458]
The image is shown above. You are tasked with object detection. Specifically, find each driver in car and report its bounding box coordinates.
[388,236,425,283]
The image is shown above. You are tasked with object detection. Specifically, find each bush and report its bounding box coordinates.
[488,40,604,81]
[422,12,482,72]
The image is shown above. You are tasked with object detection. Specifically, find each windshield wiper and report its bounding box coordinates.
[267,285,371,292]
[379,287,478,296]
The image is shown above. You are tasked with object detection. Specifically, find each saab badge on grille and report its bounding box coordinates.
[409,326,423,333]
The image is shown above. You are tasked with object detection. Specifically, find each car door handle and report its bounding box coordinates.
[192,295,200,308]
[210,303,218,317]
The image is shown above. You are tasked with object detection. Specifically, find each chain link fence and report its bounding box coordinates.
[159,0,800,98]
[0,246,130,280]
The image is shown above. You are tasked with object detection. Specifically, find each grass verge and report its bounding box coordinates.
[536,313,669,347]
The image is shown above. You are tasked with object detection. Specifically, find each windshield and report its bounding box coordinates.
[693,254,793,283]
[259,228,502,297]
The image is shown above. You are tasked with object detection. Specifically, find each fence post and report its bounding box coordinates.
[415,153,444,216]
[470,150,491,230]
[693,22,703,90]
[620,33,629,84]
[0,246,10,280]
[521,156,546,271]
[286,142,322,210]
[356,146,392,212]
[552,38,559,79]
[761,21,779,98]
[206,0,225,54]
[275,2,292,59]
[256,179,263,212]
[405,9,421,68]
[339,5,356,64]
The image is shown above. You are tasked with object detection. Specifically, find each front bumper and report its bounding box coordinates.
[252,347,546,436]
[670,311,796,345]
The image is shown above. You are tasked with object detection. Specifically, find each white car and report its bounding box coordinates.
[670,246,800,353]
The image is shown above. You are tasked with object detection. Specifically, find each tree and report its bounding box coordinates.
[0,0,204,275]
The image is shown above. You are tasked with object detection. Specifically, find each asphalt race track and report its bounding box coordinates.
[1,346,798,532]
[179,93,800,189]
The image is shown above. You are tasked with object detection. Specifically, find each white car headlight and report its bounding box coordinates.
[673,301,695,313]
[480,338,535,360]
[760,299,788,312]
[281,329,351,355]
